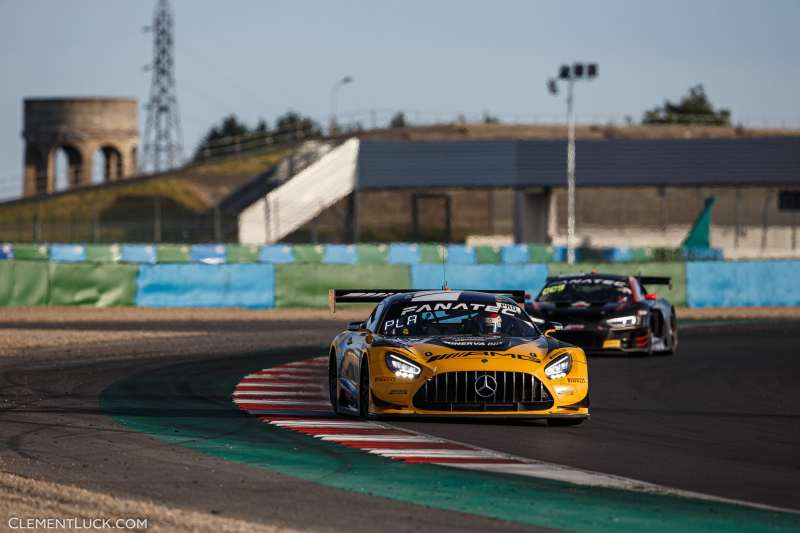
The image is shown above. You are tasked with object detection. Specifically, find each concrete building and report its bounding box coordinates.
[284,136,800,258]
[23,97,139,196]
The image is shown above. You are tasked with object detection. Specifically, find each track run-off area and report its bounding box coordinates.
[1,312,799,532]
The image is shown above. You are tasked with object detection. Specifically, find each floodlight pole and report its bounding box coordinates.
[330,76,353,135]
[549,63,596,264]
[566,77,576,265]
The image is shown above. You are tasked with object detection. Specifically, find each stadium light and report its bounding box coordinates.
[547,63,598,265]
[330,76,354,135]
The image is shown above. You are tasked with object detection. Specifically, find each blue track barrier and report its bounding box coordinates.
[259,245,294,263]
[501,245,528,264]
[684,247,725,261]
[388,243,420,264]
[49,244,87,262]
[411,264,548,297]
[136,263,275,308]
[121,245,157,264]
[323,244,358,265]
[551,246,567,263]
[0,244,11,260]
[191,244,226,264]
[606,247,633,262]
[446,245,476,265]
[686,260,800,307]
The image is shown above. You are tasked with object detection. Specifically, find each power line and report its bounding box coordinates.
[142,0,183,173]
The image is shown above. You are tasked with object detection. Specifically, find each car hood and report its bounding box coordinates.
[531,301,639,321]
[372,335,568,367]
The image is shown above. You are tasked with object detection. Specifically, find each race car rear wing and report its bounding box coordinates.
[328,288,526,313]
[636,276,672,288]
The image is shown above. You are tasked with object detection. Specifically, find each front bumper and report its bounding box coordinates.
[553,325,651,353]
[370,367,589,418]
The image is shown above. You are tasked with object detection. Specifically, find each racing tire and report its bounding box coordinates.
[663,311,678,356]
[328,353,339,413]
[547,417,585,427]
[641,313,656,357]
[358,357,371,419]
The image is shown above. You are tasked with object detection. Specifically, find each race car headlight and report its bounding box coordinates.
[385,353,421,379]
[544,354,572,380]
[606,315,638,328]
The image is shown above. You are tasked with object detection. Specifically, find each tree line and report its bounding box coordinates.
[196,85,731,158]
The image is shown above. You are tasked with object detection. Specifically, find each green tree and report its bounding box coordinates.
[482,111,501,124]
[195,114,252,158]
[643,85,731,126]
[389,111,408,128]
[274,111,320,139]
[203,114,249,144]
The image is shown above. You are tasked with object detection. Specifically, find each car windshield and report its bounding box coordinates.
[538,278,632,303]
[379,299,539,337]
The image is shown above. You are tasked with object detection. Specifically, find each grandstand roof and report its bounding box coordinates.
[357,136,800,189]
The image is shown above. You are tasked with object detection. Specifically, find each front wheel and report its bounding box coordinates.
[664,312,678,355]
[328,353,339,413]
[358,357,372,419]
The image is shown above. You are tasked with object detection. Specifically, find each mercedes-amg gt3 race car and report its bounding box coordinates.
[328,289,589,425]
[525,273,677,355]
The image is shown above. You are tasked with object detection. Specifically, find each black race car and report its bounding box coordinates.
[525,273,677,355]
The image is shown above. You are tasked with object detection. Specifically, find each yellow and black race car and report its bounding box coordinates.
[327,289,589,425]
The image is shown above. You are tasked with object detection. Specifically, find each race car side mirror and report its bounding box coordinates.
[347,321,366,331]
[544,321,563,336]
[645,293,657,300]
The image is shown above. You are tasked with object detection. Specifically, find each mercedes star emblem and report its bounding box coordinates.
[474,374,498,398]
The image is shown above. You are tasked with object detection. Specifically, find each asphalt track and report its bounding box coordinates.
[1,318,799,531]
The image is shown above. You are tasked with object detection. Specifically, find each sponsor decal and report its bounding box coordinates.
[389,389,408,395]
[568,278,628,287]
[383,313,419,332]
[440,336,506,348]
[411,290,461,302]
[399,302,522,317]
[602,339,622,349]
[542,283,566,295]
[567,377,586,383]
[374,376,396,382]
[426,351,539,363]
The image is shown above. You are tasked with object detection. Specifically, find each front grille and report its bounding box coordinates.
[413,371,553,412]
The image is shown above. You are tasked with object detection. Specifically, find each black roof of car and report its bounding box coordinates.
[381,290,518,307]
[545,273,630,282]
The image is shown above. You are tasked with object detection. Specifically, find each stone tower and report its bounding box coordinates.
[22,97,139,196]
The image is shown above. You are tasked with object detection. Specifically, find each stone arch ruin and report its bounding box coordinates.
[22,97,139,196]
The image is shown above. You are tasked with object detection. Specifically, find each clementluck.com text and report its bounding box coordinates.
[8,517,149,529]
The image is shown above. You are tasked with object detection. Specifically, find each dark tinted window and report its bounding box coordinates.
[379,297,538,337]
[538,278,632,303]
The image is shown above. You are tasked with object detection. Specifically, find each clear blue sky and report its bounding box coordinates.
[1,0,798,197]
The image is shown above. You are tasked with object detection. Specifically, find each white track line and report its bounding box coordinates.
[370,450,506,458]
[233,399,331,406]
[244,374,319,380]
[233,391,327,399]
[318,435,444,443]
[236,383,324,389]
[270,421,380,428]
[248,410,333,416]
[259,367,317,372]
